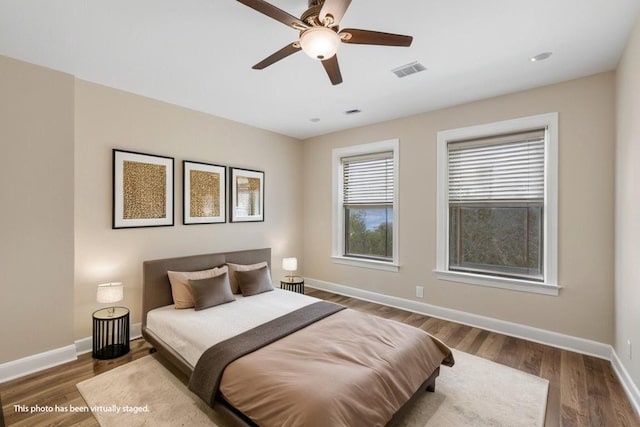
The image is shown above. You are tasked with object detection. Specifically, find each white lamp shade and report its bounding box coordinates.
[97,282,124,304]
[282,257,298,272]
[299,27,340,60]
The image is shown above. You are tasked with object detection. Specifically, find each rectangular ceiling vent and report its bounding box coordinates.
[392,61,426,78]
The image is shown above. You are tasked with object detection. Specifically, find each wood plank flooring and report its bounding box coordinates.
[307,289,639,427]
[1,289,638,426]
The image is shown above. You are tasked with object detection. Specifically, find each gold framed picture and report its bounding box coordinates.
[230,167,264,223]
[112,149,174,229]
[183,160,226,225]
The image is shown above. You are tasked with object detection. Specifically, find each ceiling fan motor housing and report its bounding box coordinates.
[236,0,412,85]
[301,4,324,26]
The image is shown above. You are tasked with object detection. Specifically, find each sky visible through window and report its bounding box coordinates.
[362,209,390,230]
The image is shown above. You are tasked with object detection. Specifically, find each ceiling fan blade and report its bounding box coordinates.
[321,55,343,85]
[319,0,352,26]
[236,0,308,30]
[252,42,301,69]
[340,28,413,47]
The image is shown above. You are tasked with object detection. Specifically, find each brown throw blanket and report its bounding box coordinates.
[188,301,345,406]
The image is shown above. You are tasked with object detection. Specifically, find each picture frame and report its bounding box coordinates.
[112,149,174,229]
[230,167,265,222]
[183,160,226,225]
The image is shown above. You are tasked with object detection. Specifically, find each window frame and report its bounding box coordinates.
[435,113,559,295]
[332,139,399,272]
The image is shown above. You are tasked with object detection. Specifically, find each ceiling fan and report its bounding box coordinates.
[236,0,413,85]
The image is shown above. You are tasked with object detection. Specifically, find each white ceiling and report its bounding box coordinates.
[1,0,639,139]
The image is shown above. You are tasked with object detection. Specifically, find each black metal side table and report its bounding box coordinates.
[280,276,305,294]
[93,307,130,360]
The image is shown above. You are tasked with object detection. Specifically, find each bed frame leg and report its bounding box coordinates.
[424,367,439,392]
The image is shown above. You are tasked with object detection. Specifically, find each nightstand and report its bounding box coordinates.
[280,276,305,294]
[92,307,130,360]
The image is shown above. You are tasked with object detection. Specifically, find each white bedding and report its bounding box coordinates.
[146,288,318,367]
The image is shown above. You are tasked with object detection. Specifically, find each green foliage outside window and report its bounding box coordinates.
[449,205,543,279]
[345,207,393,260]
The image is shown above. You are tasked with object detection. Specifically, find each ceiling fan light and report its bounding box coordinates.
[299,27,340,60]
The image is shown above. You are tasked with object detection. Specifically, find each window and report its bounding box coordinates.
[343,153,394,260]
[332,140,399,271]
[436,114,558,295]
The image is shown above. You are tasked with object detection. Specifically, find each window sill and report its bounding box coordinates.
[332,256,399,272]
[434,270,560,296]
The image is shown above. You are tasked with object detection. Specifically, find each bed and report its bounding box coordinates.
[142,248,454,427]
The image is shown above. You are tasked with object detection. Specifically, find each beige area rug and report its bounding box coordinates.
[77,349,548,427]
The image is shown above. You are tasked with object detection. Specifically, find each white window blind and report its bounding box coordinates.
[448,129,545,202]
[343,152,394,205]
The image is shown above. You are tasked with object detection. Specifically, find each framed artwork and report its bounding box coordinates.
[112,149,174,229]
[230,167,264,222]
[183,161,226,225]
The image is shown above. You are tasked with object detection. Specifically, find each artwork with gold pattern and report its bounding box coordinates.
[123,161,167,219]
[113,150,174,229]
[190,170,220,217]
[183,161,226,224]
[230,168,264,222]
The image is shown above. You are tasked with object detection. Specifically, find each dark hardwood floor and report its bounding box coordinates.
[1,288,638,426]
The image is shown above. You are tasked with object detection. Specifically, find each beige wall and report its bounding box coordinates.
[303,72,616,344]
[74,80,303,339]
[615,15,640,388]
[0,56,75,363]
[0,55,304,357]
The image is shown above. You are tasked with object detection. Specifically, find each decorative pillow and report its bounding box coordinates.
[236,265,274,297]
[226,261,269,294]
[167,266,228,309]
[188,272,235,311]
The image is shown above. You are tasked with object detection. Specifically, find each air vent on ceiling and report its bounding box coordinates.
[392,61,426,78]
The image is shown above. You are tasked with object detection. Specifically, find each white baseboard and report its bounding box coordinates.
[0,323,143,384]
[74,336,93,355]
[0,344,77,384]
[611,348,640,417]
[75,322,142,355]
[306,277,611,359]
[306,277,640,415]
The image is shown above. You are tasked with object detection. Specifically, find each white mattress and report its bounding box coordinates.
[146,288,318,367]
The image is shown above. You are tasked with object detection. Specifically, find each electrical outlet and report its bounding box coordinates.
[416,286,424,298]
[628,339,633,360]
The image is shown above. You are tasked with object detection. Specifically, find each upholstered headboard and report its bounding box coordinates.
[141,248,271,328]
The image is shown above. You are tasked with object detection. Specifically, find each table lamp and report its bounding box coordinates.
[97,282,123,316]
[282,257,298,282]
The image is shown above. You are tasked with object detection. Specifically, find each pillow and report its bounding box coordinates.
[236,265,274,297]
[226,261,269,294]
[167,266,228,309]
[188,272,235,311]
